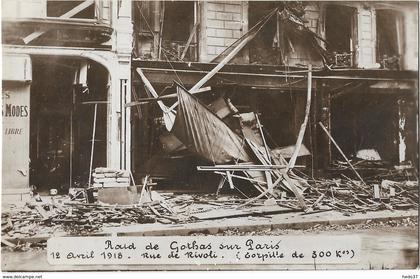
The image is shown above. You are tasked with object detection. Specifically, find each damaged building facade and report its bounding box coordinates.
[2,0,134,198]
[2,1,419,198]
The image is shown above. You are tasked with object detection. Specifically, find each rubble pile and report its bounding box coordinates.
[2,200,156,238]
[301,176,418,214]
[2,169,417,241]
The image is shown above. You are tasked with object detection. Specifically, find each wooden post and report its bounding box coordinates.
[311,81,331,173]
[69,87,75,188]
[288,65,312,169]
[157,2,165,60]
[88,104,98,188]
[255,112,274,194]
[397,98,407,164]
[319,122,366,186]
[318,82,331,170]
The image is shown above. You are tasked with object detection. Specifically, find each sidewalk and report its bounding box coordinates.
[100,209,418,236]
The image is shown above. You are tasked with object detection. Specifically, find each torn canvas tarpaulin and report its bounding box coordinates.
[170,83,251,164]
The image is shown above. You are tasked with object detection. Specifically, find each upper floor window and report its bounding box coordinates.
[324,5,356,68]
[376,9,404,70]
[133,1,198,61]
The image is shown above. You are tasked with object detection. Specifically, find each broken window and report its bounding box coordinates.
[161,1,197,61]
[376,9,403,70]
[248,2,279,65]
[133,1,197,61]
[47,0,95,19]
[247,2,325,67]
[324,5,356,67]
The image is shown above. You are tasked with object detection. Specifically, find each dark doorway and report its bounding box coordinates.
[331,92,399,163]
[29,58,107,192]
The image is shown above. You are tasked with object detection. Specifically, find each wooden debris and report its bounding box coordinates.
[319,122,367,187]
[1,238,17,248]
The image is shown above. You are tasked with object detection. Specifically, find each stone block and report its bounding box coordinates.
[98,186,139,205]
[232,13,242,22]
[215,28,233,38]
[224,38,237,46]
[207,36,225,46]
[233,30,242,39]
[207,11,216,19]
[207,19,224,28]
[207,45,217,55]
[206,28,216,36]
[207,2,225,12]
[224,3,242,13]
[224,21,242,30]
[215,46,227,54]
[215,11,232,21]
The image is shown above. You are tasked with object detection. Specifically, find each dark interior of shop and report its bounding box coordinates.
[29,58,108,192]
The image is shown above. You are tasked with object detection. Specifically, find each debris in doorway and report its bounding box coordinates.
[68,187,87,202]
[356,149,382,161]
[49,189,58,196]
[97,186,139,205]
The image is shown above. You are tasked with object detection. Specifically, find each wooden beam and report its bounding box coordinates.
[180,22,199,61]
[167,8,278,112]
[331,82,368,100]
[288,65,312,169]
[319,122,367,187]
[136,68,176,131]
[197,165,304,171]
[125,86,211,106]
[23,0,95,44]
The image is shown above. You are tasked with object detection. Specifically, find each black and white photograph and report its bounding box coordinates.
[1,0,419,274]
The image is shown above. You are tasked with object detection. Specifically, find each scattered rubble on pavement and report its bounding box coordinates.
[2,162,418,247]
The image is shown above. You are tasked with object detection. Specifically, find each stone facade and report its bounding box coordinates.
[200,1,248,62]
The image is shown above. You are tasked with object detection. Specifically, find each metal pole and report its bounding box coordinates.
[88,103,98,187]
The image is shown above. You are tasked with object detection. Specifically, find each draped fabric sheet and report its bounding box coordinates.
[170,84,251,164]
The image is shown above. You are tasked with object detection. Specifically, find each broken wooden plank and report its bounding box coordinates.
[125,87,212,106]
[245,139,307,209]
[1,238,17,249]
[136,68,176,130]
[180,22,199,60]
[319,122,367,186]
[373,184,381,199]
[197,165,299,171]
[166,8,279,117]
[35,205,51,220]
[191,204,292,220]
